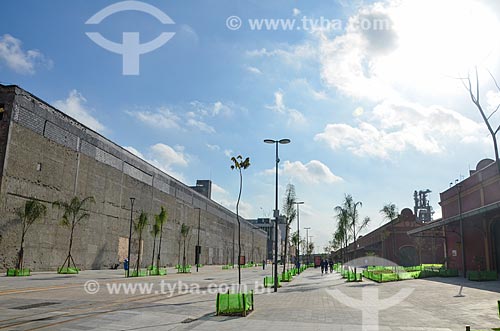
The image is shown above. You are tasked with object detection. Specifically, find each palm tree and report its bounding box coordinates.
[230,155,251,287]
[282,184,297,274]
[337,194,370,276]
[334,205,350,263]
[134,211,149,275]
[380,203,399,262]
[155,206,168,269]
[180,223,190,268]
[150,221,160,268]
[15,199,47,270]
[53,196,95,270]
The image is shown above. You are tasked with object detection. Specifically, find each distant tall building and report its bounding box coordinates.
[190,180,212,199]
[414,189,433,222]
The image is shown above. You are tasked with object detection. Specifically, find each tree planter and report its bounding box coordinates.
[130,269,148,277]
[6,268,30,276]
[347,272,362,282]
[468,271,498,281]
[280,271,293,282]
[148,267,167,276]
[263,276,281,288]
[176,265,191,273]
[57,267,80,274]
[216,290,254,317]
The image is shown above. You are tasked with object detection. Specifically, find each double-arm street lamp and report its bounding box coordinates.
[264,138,290,293]
[293,201,304,273]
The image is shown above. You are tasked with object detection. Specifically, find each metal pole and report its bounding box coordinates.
[127,197,135,278]
[196,208,201,272]
[304,227,310,265]
[274,141,279,293]
[264,138,290,293]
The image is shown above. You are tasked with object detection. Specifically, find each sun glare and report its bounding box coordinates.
[378,0,500,94]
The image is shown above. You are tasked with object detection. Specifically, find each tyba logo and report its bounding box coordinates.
[85,1,175,75]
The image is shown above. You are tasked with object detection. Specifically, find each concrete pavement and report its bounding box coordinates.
[0,266,499,330]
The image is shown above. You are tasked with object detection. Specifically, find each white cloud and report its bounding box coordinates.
[124,146,144,159]
[206,144,220,151]
[224,149,233,157]
[293,8,301,17]
[127,100,244,135]
[187,118,216,134]
[211,182,253,218]
[282,160,343,184]
[54,90,106,133]
[129,107,181,130]
[266,90,307,127]
[315,100,485,159]
[318,0,500,101]
[0,34,52,74]
[150,143,188,168]
[246,66,262,75]
[246,43,317,70]
[125,143,189,182]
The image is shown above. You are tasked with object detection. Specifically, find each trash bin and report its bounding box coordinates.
[124,258,129,271]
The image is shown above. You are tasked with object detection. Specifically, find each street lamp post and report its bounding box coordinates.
[127,197,135,278]
[293,201,304,273]
[304,227,311,266]
[264,138,290,293]
[458,185,466,278]
[195,208,201,272]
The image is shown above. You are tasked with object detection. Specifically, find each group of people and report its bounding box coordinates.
[320,259,333,274]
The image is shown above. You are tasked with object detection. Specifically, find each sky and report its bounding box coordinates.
[1,0,500,253]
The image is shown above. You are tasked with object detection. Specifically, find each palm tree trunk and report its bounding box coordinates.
[67,224,75,268]
[17,232,26,270]
[136,234,142,275]
[183,238,187,267]
[156,224,163,268]
[151,235,156,268]
[282,226,289,274]
[177,240,181,265]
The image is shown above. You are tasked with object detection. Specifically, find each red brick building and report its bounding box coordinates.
[335,208,445,267]
[409,159,500,276]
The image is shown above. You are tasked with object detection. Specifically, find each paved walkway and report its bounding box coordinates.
[0,266,499,330]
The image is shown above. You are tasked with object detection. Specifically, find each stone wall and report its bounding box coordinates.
[0,85,267,271]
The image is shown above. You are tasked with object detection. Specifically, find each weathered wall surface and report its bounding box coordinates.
[0,85,267,271]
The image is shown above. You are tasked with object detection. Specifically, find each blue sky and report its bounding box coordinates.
[1,0,500,252]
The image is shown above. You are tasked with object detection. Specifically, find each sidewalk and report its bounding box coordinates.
[1,267,499,330]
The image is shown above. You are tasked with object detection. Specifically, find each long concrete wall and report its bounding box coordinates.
[0,85,267,271]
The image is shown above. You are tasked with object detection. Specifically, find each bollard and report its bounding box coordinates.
[465,325,470,331]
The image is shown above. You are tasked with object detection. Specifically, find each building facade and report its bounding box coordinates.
[0,84,267,271]
[335,208,445,266]
[409,159,500,275]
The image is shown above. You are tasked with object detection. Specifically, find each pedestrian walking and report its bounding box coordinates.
[320,259,325,274]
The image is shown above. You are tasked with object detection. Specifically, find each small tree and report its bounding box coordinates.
[380,203,399,262]
[53,196,95,270]
[180,223,190,267]
[155,206,168,269]
[134,211,149,275]
[150,221,160,268]
[462,67,500,162]
[282,184,296,274]
[15,199,47,270]
[230,155,251,287]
